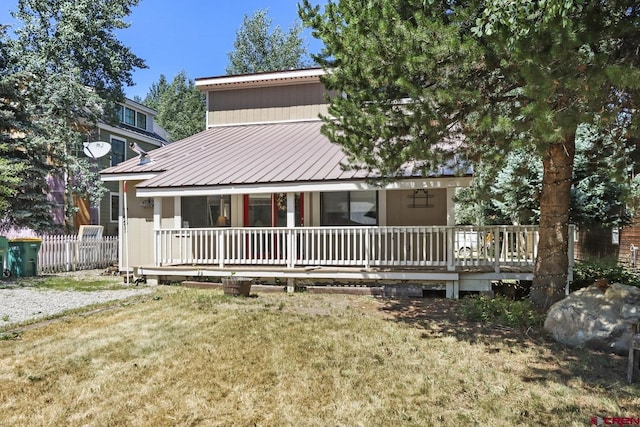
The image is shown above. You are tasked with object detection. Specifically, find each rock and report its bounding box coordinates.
[544,283,640,355]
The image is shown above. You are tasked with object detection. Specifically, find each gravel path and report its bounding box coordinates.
[0,271,154,329]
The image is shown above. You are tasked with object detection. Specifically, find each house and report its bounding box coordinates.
[89,98,169,236]
[100,68,569,297]
[6,98,168,239]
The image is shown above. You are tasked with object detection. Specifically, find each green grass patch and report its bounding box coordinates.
[460,295,543,328]
[31,276,125,291]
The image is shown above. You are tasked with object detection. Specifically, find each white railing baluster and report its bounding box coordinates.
[151,225,547,271]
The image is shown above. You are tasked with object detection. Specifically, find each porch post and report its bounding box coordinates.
[153,197,162,266]
[174,196,182,228]
[446,227,455,271]
[287,192,295,268]
[446,187,456,226]
[286,192,295,228]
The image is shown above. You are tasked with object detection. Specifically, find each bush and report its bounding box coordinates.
[570,259,640,292]
[460,295,542,328]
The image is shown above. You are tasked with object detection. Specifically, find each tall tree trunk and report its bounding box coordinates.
[531,135,575,311]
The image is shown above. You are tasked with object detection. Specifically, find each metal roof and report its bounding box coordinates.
[100,120,372,189]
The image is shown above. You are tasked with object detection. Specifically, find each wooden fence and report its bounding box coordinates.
[38,235,119,273]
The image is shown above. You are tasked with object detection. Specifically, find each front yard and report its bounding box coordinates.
[0,281,638,426]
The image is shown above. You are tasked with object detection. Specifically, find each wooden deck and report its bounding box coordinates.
[138,225,571,298]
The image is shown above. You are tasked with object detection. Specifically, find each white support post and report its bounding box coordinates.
[218,230,225,268]
[446,187,456,226]
[174,196,182,229]
[287,192,295,268]
[286,192,295,228]
[446,227,455,271]
[494,227,501,273]
[153,197,162,266]
[287,277,295,293]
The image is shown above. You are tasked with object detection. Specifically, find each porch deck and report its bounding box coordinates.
[135,225,564,298]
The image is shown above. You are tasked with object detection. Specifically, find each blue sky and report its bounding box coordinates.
[1,0,323,99]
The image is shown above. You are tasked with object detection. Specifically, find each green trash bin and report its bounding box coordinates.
[8,238,42,277]
[0,236,10,278]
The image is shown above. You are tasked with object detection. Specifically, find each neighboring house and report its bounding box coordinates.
[89,98,169,236]
[100,68,569,297]
[6,98,168,239]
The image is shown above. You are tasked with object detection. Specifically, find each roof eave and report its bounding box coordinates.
[133,176,472,198]
[100,172,160,182]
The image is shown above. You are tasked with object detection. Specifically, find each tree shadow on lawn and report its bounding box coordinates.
[377,297,634,389]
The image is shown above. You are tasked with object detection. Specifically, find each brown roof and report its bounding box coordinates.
[100,121,371,189]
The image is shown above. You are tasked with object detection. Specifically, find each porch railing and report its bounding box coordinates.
[154,225,553,271]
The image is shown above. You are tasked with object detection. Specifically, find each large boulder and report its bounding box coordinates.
[544,283,640,355]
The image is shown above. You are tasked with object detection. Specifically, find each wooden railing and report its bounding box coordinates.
[154,225,558,271]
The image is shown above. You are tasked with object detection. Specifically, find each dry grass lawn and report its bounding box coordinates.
[0,286,639,426]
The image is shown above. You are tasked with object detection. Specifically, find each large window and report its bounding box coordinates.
[111,138,125,166]
[321,191,377,226]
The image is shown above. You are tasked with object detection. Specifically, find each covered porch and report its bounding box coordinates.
[132,224,574,298]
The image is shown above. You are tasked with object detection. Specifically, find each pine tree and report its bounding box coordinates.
[301,0,640,309]
[5,0,145,232]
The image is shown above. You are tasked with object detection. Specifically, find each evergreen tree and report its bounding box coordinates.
[301,0,640,309]
[5,0,145,232]
[143,71,205,141]
[226,9,310,75]
[0,26,26,219]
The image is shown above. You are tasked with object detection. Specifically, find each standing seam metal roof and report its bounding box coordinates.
[100,121,371,188]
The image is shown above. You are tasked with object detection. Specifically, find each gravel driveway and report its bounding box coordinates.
[0,270,154,329]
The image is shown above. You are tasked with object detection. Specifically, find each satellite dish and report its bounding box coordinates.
[83,141,111,159]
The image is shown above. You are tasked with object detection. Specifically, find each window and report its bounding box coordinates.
[116,106,124,123]
[136,111,147,130]
[321,191,377,226]
[116,104,148,130]
[111,138,125,166]
[124,107,136,126]
[110,193,119,223]
[207,195,231,227]
[247,194,272,227]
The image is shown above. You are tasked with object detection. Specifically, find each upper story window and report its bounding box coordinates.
[111,138,125,166]
[136,111,147,130]
[115,105,148,130]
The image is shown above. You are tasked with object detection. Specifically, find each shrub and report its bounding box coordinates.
[460,295,543,328]
[570,259,640,292]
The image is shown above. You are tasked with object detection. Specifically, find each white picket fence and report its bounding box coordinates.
[38,235,119,273]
